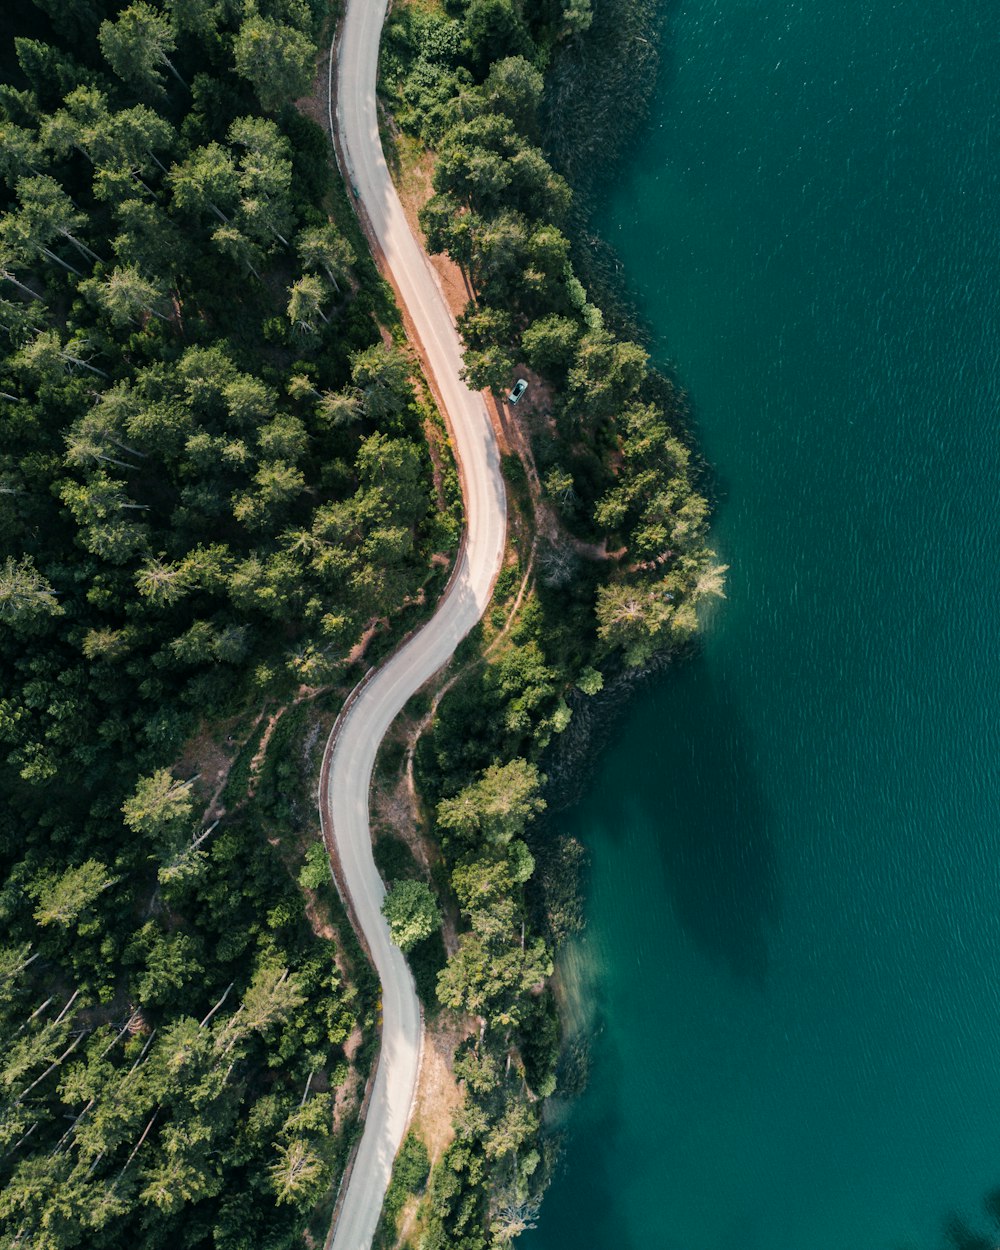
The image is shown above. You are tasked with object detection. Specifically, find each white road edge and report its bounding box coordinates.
[319,0,508,1247]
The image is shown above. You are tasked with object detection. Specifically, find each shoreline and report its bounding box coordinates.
[349,0,722,1244]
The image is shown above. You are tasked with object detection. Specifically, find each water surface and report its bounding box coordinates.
[527,2,1000,1247]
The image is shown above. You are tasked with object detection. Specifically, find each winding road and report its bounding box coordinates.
[319,2,507,1247]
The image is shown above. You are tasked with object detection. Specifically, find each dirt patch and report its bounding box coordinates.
[296,29,333,133]
[302,892,337,942]
[423,416,452,514]
[173,716,243,824]
[412,1017,468,1165]
[246,705,288,797]
[347,616,389,667]
[373,769,429,870]
[428,249,474,327]
[392,1194,422,1250]
[332,1048,363,1136]
[382,115,474,329]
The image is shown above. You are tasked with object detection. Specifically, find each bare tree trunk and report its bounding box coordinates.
[9,994,54,1041]
[1,272,43,301]
[41,246,82,277]
[125,1028,157,1078]
[199,982,233,1028]
[188,820,219,851]
[95,451,137,471]
[15,1033,84,1103]
[300,1069,314,1107]
[108,437,147,459]
[54,988,81,1025]
[52,1097,95,1154]
[100,1009,142,1058]
[61,352,109,378]
[165,57,187,89]
[62,231,102,264]
[5,1122,38,1157]
[118,1110,159,1176]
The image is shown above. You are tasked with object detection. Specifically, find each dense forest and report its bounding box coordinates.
[0,0,456,1245]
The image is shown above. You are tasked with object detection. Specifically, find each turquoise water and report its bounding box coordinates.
[527,2,1000,1248]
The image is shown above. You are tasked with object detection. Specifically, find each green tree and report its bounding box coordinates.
[14,174,101,270]
[223,964,305,1043]
[128,923,204,1007]
[99,2,185,97]
[436,932,550,1025]
[317,387,363,428]
[232,460,306,529]
[568,328,648,416]
[594,579,676,666]
[298,842,330,890]
[59,471,149,562]
[296,223,354,292]
[86,264,167,326]
[46,90,175,195]
[168,143,238,225]
[450,848,531,941]
[286,273,328,334]
[436,759,545,847]
[350,343,412,424]
[462,344,514,395]
[0,557,63,629]
[0,120,45,189]
[521,313,580,379]
[381,879,442,953]
[480,57,544,135]
[113,198,184,277]
[233,16,315,113]
[15,329,109,383]
[269,1137,329,1208]
[559,0,593,38]
[135,556,188,605]
[122,769,195,851]
[32,860,117,928]
[230,117,294,248]
[463,0,535,76]
[212,222,263,280]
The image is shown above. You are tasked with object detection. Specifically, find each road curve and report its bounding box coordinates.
[320,2,507,1247]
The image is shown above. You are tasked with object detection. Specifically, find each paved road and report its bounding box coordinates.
[321,2,507,1247]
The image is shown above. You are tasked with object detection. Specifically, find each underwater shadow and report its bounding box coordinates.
[619,655,780,986]
[526,1030,644,1250]
[914,1188,1000,1250]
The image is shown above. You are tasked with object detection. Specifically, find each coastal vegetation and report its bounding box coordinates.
[0,0,457,1245]
[373,0,725,1247]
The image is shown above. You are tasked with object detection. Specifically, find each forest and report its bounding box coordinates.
[0,0,455,1245]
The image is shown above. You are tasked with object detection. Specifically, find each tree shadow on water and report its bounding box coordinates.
[621,656,780,987]
[922,1194,1000,1250]
[531,1035,651,1250]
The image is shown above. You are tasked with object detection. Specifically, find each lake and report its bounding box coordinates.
[527,1,1000,1247]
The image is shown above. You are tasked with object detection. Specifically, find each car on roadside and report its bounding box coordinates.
[507,378,528,405]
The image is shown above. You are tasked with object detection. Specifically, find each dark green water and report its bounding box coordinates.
[526,2,1000,1248]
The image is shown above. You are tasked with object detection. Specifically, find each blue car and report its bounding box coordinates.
[507,379,528,404]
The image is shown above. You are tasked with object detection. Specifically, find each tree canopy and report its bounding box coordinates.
[0,0,453,1242]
